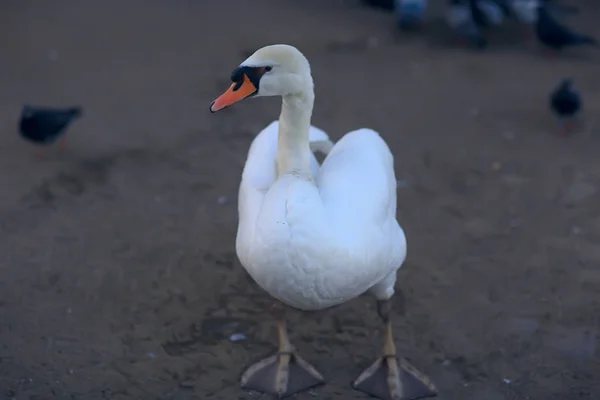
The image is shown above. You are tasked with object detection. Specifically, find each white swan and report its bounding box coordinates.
[210,44,437,400]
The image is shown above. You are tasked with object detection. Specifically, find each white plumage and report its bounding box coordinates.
[236,120,406,310]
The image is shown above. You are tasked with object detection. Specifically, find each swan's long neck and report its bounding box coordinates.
[277,89,315,178]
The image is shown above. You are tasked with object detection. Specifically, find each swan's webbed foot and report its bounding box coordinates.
[353,356,437,400]
[241,303,324,399]
[241,351,324,398]
[352,299,437,400]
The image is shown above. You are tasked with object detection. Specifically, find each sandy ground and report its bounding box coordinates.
[0,1,599,399]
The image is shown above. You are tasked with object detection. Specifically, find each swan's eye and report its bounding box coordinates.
[264,66,272,72]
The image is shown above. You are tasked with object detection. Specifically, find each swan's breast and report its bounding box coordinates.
[240,229,368,310]
[238,191,345,310]
[236,178,403,310]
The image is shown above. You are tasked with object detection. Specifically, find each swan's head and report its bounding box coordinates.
[210,44,312,113]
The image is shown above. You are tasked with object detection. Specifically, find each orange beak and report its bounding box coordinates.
[210,74,258,113]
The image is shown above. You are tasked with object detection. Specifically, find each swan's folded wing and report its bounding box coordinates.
[238,121,333,251]
[241,121,280,192]
[317,128,397,227]
[241,120,333,191]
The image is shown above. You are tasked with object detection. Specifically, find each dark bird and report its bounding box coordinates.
[551,3,578,15]
[535,3,598,52]
[360,0,395,11]
[491,0,514,17]
[447,0,487,49]
[508,0,576,24]
[506,0,538,24]
[549,78,581,135]
[470,0,506,28]
[395,0,428,31]
[544,0,579,15]
[19,105,82,158]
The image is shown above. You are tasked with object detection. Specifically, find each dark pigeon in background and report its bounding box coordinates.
[543,0,579,16]
[470,0,506,28]
[19,105,83,158]
[549,78,581,135]
[535,2,598,52]
[508,0,577,24]
[447,0,488,49]
[491,0,514,17]
[508,0,539,23]
[360,0,395,11]
[395,0,428,30]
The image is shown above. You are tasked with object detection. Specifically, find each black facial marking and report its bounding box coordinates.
[232,79,244,92]
[230,67,244,83]
[229,66,265,91]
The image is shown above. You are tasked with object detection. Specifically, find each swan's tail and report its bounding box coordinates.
[308,125,334,155]
[309,139,334,155]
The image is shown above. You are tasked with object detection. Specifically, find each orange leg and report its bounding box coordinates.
[541,46,558,58]
[559,119,577,136]
[33,147,46,161]
[59,136,68,150]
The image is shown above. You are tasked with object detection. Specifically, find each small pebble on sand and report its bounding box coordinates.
[217,195,229,205]
[490,161,502,171]
[229,333,247,342]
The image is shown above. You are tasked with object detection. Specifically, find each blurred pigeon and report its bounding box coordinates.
[490,0,514,16]
[509,0,539,23]
[19,105,82,157]
[471,0,506,28]
[395,0,428,30]
[535,3,598,52]
[509,0,577,24]
[360,0,395,11]
[447,0,487,49]
[544,0,579,15]
[549,78,581,135]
